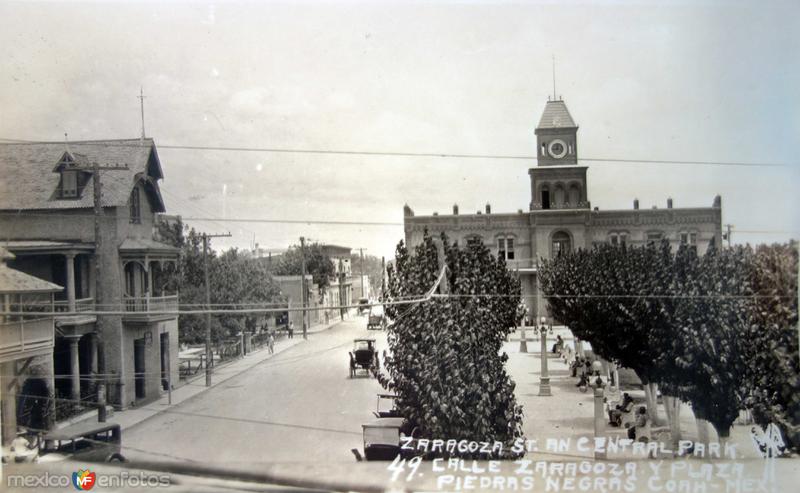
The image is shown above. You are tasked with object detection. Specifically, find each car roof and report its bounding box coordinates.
[43,421,121,440]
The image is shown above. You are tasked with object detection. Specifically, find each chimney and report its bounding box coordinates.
[453,204,459,215]
[633,199,639,210]
[713,195,722,208]
[667,197,673,209]
[485,203,491,214]
[403,204,414,217]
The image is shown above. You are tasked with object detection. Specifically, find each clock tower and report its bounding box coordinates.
[529,98,589,210]
[534,98,578,166]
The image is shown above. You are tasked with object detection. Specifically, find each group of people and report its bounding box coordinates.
[571,356,594,389]
[607,392,649,440]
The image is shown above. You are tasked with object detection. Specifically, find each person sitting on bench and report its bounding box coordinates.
[608,393,634,426]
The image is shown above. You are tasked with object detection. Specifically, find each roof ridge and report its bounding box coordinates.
[0,138,154,146]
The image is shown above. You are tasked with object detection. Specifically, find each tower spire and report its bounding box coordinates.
[552,54,557,101]
[138,87,146,140]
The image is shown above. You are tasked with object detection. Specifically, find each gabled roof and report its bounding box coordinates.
[0,138,166,211]
[537,100,578,129]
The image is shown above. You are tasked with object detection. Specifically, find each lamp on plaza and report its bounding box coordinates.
[538,316,551,396]
[590,359,607,459]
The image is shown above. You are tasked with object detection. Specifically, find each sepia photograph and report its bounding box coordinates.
[0,1,798,491]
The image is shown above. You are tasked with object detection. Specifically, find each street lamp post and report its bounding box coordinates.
[590,360,607,459]
[538,316,551,396]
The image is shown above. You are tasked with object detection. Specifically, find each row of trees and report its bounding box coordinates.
[380,232,524,456]
[158,219,284,345]
[539,240,799,450]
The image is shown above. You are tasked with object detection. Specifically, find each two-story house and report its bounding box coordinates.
[0,138,180,410]
[0,246,61,445]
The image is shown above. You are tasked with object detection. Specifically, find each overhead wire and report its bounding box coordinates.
[0,137,791,167]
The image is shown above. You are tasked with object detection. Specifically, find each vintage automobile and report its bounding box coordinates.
[373,393,402,419]
[366,304,385,330]
[36,422,126,463]
[349,338,379,378]
[360,417,404,461]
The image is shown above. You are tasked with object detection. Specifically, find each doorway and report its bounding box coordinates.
[134,338,146,400]
[160,332,169,391]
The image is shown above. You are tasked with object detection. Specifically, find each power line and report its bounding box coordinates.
[0,137,790,167]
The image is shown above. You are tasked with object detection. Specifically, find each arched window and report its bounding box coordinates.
[551,231,572,257]
[568,184,581,206]
[130,187,141,224]
[497,234,515,260]
[540,185,551,210]
[553,185,565,207]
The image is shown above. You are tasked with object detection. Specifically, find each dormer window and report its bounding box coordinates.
[130,188,141,224]
[61,170,78,197]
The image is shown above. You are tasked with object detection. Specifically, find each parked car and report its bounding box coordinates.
[37,422,125,463]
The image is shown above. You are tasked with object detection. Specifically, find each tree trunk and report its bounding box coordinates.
[663,395,682,454]
[692,406,711,449]
[642,381,663,426]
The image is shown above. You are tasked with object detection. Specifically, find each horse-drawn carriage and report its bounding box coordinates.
[349,338,379,378]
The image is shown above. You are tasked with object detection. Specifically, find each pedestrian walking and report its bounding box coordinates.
[288,321,294,339]
[268,331,275,354]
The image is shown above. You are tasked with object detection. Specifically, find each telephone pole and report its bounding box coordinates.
[203,232,231,387]
[359,248,365,299]
[69,141,128,413]
[381,256,386,301]
[724,224,733,248]
[300,236,307,339]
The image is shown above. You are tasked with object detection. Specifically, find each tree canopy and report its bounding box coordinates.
[272,242,335,296]
[381,232,524,456]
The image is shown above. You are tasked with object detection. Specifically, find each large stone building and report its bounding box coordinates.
[0,138,180,410]
[404,98,723,322]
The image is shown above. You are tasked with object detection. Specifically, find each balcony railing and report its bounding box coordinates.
[123,294,179,315]
[53,297,95,313]
[0,317,55,363]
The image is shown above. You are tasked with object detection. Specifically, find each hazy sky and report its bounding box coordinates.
[1,0,798,257]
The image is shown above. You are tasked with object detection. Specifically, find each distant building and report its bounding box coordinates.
[0,139,180,409]
[320,245,354,321]
[0,246,61,445]
[404,98,723,323]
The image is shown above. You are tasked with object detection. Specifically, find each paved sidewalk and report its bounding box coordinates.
[66,318,346,432]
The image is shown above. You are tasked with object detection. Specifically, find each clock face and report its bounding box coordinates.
[548,139,568,159]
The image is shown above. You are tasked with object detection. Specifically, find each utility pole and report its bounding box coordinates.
[724,224,733,248]
[69,140,128,414]
[339,258,345,321]
[359,248,365,299]
[300,236,307,340]
[203,232,231,387]
[381,256,386,301]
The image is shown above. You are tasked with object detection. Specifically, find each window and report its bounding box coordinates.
[541,189,550,209]
[680,232,698,251]
[466,235,483,246]
[647,231,663,245]
[130,188,141,224]
[498,237,515,260]
[610,232,628,246]
[551,231,571,257]
[568,185,580,206]
[541,143,546,156]
[61,170,78,198]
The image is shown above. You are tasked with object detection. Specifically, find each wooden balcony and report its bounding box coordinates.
[53,297,96,326]
[0,317,55,363]
[122,294,179,323]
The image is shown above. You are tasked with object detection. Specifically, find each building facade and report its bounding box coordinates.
[0,247,61,445]
[404,98,723,322]
[0,139,180,410]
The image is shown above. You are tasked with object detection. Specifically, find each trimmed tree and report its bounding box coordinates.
[381,232,524,456]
